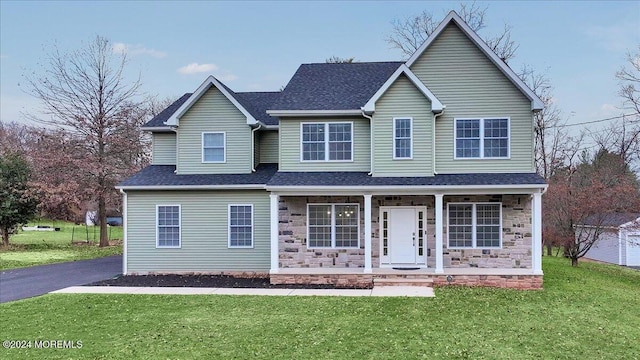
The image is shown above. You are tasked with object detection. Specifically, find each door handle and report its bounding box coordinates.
[412,232,415,246]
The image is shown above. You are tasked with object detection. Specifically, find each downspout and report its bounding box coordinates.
[171,127,178,174]
[119,189,128,275]
[361,109,374,176]
[251,124,262,172]
[433,108,445,175]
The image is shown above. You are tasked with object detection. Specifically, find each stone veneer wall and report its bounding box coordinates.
[278,194,533,269]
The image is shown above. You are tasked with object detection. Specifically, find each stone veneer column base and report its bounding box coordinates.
[270,274,543,290]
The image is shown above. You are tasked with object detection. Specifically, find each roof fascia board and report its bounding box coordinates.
[165,75,257,126]
[362,64,444,113]
[266,183,547,195]
[117,184,267,190]
[266,109,363,117]
[405,11,544,111]
[141,127,176,133]
[620,217,640,228]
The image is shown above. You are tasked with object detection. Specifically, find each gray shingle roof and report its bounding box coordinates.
[117,164,278,188]
[582,212,640,227]
[267,171,546,187]
[235,91,280,126]
[271,62,404,110]
[142,93,192,128]
[118,167,546,189]
[142,86,280,129]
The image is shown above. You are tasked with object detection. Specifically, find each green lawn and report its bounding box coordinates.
[1,257,639,359]
[0,220,122,270]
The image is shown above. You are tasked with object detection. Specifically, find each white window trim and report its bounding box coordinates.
[446,202,502,249]
[228,204,254,249]
[307,203,360,249]
[299,122,354,162]
[453,117,511,160]
[393,117,413,160]
[202,132,226,163]
[156,204,181,249]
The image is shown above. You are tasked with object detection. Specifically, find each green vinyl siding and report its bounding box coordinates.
[258,130,279,164]
[126,190,270,273]
[410,23,534,173]
[372,75,433,177]
[279,117,370,172]
[176,87,252,174]
[152,133,176,165]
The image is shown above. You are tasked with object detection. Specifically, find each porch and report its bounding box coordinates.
[268,190,544,289]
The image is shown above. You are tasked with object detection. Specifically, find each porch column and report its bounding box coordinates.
[364,194,372,273]
[532,192,543,275]
[435,194,444,274]
[269,193,279,274]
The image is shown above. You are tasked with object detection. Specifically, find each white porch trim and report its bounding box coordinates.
[434,194,444,274]
[269,193,279,274]
[532,192,543,275]
[364,194,372,273]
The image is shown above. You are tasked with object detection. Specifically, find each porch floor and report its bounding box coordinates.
[273,267,537,276]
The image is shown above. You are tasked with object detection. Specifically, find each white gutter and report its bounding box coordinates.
[266,109,363,117]
[433,107,446,175]
[251,124,262,172]
[119,189,128,275]
[116,184,267,191]
[360,109,374,176]
[266,183,549,192]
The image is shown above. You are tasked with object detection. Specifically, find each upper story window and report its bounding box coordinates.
[202,132,225,163]
[301,122,353,162]
[454,118,509,159]
[393,117,413,159]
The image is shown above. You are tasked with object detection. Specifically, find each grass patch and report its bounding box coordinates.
[1,256,639,359]
[0,220,122,270]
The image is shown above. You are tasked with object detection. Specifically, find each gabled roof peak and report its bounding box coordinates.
[405,10,544,111]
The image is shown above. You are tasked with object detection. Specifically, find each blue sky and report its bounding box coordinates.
[1,0,638,134]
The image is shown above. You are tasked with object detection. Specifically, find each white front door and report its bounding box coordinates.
[389,208,417,264]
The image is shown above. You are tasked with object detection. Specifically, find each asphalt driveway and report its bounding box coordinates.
[0,255,122,303]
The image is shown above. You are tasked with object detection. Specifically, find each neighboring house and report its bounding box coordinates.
[581,213,640,266]
[117,11,548,289]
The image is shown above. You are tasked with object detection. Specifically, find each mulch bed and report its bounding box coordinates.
[88,274,364,289]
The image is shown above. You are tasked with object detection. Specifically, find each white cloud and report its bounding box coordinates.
[112,42,167,58]
[215,72,238,82]
[585,21,638,52]
[600,103,617,111]
[177,62,219,74]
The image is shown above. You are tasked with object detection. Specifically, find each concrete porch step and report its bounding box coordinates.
[373,278,434,287]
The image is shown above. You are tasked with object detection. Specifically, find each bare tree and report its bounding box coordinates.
[591,115,640,171]
[617,45,640,115]
[325,56,356,63]
[386,2,518,62]
[23,36,143,247]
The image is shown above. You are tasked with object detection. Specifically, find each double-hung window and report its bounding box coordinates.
[301,123,352,161]
[157,205,181,248]
[455,118,509,159]
[308,204,359,248]
[393,117,413,159]
[448,203,501,248]
[228,205,253,248]
[202,132,225,163]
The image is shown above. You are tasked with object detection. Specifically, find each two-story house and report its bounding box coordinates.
[117,11,547,289]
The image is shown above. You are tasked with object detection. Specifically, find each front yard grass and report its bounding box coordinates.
[1,256,639,359]
[0,220,122,270]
